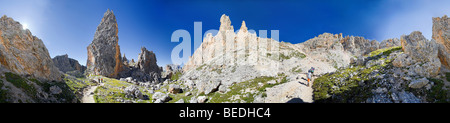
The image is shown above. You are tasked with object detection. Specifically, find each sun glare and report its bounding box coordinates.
[22,23,28,30]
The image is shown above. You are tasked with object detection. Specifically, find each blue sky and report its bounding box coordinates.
[0,0,449,66]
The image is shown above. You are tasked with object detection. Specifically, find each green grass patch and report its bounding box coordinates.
[196,64,207,71]
[94,77,152,103]
[313,65,377,103]
[366,46,402,58]
[0,79,8,103]
[290,66,303,73]
[4,72,37,97]
[427,78,449,103]
[207,75,286,103]
[170,71,182,81]
[279,51,306,60]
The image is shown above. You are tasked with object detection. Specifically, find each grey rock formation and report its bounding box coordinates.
[152,92,171,102]
[409,78,429,89]
[124,85,144,99]
[0,15,62,81]
[49,85,62,95]
[52,54,86,75]
[432,15,450,69]
[86,9,125,78]
[197,80,221,95]
[197,96,208,103]
[341,36,379,57]
[127,47,161,83]
[380,38,401,49]
[168,84,182,94]
[136,47,160,75]
[396,31,441,77]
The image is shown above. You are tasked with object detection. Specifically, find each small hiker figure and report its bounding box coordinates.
[307,67,315,87]
[101,78,103,83]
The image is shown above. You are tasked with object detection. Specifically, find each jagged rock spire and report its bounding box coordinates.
[240,21,248,33]
[219,14,234,32]
[86,9,124,78]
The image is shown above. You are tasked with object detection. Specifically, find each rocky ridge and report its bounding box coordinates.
[84,14,449,103]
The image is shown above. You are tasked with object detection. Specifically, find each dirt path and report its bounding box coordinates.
[81,83,104,103]
[265,73,314,103]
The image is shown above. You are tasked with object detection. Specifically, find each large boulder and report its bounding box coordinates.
[432,15,450,69]
[197,79,221,95]
[152,92,171,102]
[86,9,125,78]
[168,84,182,94]
[124,85,143,99]
[409,78,429,89]
[0,15,62,81]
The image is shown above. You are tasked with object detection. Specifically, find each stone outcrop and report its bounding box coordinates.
[86,9,125,78]
[379,38,401,49]
[432,15,450,69]
[0,15,61,81]
[394,31,441,77]
[124,85,144,99]
[128,47,161,82]
[163,64,181,79]
[52,54,86,73]
[341,36,379,57]
[136,47,160,75]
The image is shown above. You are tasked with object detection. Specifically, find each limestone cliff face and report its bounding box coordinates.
[432,15,450,69]
[182,14,312,86]
[397,31,441,77]
[301,32,381,57]
[183,14,279,73]
[52,54,86,73]
[341,36,379,57]
[86,9,125,78]
[0,15,61,81]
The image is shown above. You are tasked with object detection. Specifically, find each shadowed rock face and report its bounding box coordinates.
[86,9,125,78]
[52,54,86,73]
[432,15,450,69]
[0,15,62,81]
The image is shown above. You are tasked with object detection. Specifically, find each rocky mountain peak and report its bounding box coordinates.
[219,14,233,32]
[240,21,248,32]
[86,9,124,78]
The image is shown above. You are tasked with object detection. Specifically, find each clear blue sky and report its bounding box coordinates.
[1,0,449,66]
